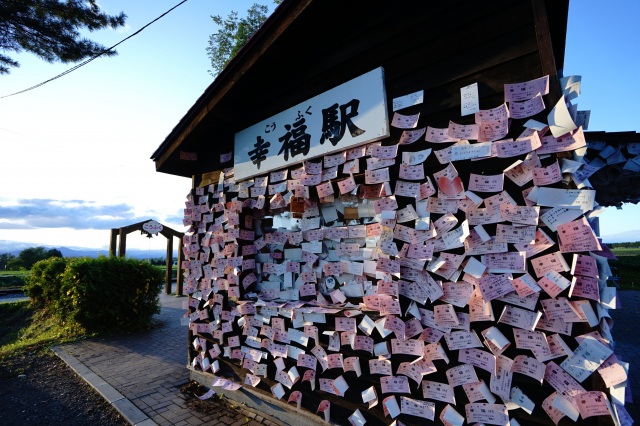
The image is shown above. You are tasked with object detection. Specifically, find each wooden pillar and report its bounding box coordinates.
[118,229,127,258]
[177,237,185,296]
[165,237,174,294]
[531,0,562,108]
[109,229,118,257]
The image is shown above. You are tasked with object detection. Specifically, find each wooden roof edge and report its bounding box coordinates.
[151,0,570,174]
[150,0,312,166]
[585,130,640,143]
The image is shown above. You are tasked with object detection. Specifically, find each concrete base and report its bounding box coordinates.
[189,368,332,426]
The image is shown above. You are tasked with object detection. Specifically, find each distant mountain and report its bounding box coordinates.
[600,229,640,244]
[59,246,174,259]
[58,247,110,258]
[0,240,175,260]
[0,240,37,256]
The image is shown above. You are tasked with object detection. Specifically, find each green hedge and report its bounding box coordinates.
[24,257,67,311]
[25,256,164,333]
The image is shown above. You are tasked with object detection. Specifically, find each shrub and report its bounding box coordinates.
[25,257,67,310]
[25,256,164,333]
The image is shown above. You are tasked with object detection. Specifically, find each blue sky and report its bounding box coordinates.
[0,0,639,250]
[563,0,640,241]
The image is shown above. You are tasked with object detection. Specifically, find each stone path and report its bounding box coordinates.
[53,287,640,424]
[53,289,285,426]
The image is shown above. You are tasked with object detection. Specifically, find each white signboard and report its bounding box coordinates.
[142,220,163,235]
[234,67,389,181]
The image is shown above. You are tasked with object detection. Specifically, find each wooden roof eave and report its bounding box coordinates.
[151,0,569,179]
[150,0,314,176]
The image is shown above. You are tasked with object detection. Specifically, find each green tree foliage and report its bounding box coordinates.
[147,257,167,266]
[608,241,640,249]
[6,246,62,270]
[0,253,15,270]
[0,0,126,74]
[206,1,280,77]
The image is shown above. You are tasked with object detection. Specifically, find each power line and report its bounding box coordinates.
[0,0,190,99]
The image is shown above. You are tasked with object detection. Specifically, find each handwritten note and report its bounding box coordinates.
[393,90,424,111]
[460,82,480,116]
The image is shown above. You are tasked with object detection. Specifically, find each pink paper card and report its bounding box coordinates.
[426,126,458,143]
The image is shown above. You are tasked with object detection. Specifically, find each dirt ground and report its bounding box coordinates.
[0,347,129,426]
[0,346,249,426]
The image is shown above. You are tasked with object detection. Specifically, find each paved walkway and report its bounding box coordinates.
[53,287,640,425]
[53,288,285,426]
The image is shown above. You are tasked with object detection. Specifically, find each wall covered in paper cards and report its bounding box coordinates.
[179,70,630,426]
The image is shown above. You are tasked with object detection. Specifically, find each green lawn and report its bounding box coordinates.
[0,300,89,357]
[608,247,640,256]
[0,270,30,276]
[609,247,640,290]
[153,265,178,280]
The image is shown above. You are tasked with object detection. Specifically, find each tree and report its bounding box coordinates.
[0,0,126,74]
[0,252,15,270]
[45,248,63,259]
[7,246,63,270]
[147,257,167,266]
[206,1,280,77]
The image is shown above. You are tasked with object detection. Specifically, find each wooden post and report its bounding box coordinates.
[165,237,173,294]
[118,229,127,258]
[531,0,562,109]
[109,229,118,257]
[177,237,184,296]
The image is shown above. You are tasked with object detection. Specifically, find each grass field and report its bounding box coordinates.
[608,247,640,256]
[0,271,30,277]
[154,265,178,280]
[0,300,90,356]
[608,247,640,290]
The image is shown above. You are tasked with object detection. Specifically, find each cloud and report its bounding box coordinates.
[0,220,32,230]
[0,199,163,230]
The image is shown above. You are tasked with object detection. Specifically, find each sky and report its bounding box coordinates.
[0,0,639,252]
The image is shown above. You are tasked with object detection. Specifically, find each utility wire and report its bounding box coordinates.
[0,0,190,99]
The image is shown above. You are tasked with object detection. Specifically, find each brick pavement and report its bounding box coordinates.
[54,286,640,425]
[54,288,286,426]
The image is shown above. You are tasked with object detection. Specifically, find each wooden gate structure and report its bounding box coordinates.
[109,219,185,295]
